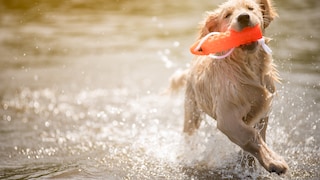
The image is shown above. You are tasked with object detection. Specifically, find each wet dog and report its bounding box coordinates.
[168,0,288,175]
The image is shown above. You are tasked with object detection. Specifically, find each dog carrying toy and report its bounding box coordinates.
[190,24,272,59]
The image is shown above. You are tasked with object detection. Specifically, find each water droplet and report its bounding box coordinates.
[305,136,315,145]
[34,75,39,81]
[45,121,50,127]
[112,121,118,126]
[173,41,180,47]
[5,115,11,122]
[3,103,8,110]
[151,16,158,22]
[164,48,170,54]
[33,101,39,109]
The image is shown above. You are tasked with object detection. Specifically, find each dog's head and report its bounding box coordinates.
[199,0,277,52]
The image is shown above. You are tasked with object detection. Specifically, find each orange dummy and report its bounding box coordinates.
[190,25,264,56]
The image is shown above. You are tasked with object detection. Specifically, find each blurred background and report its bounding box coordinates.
[0,0,319,179]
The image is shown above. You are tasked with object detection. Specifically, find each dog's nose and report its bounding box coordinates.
[237,13,250,26]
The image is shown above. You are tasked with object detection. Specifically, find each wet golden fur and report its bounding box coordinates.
[168,0,288,175]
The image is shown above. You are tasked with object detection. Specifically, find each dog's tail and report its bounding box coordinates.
[164,69,189,94]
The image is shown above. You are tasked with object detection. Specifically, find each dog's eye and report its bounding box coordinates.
[224,12,232,18]
[247,6,254,11]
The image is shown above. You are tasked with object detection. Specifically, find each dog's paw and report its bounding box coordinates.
[258,144,289,175]
[266,158,288,175]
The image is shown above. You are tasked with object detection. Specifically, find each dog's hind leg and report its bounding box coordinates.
[183,83,202,135]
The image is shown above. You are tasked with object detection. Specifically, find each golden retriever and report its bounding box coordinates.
[168,0,288,175]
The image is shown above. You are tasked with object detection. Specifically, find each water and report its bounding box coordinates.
[0,0,319,179]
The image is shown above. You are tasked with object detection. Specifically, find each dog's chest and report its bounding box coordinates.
[190,58,272,122]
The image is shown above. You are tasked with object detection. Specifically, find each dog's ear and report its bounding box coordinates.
[259,0,278,29]
[198,11,219,39]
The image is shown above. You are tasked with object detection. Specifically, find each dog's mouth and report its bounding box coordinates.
[240,41,258,52]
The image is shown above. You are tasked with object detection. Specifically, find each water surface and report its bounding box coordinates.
[0,0,319,179]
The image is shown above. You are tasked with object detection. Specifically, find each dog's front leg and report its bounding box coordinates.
[241,117,269,169]
[255,117,269,142]
[217,103,288,174]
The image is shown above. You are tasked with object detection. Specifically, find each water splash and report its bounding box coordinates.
[3,87,312,179]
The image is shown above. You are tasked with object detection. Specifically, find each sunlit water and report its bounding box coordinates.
[0,0,319,179]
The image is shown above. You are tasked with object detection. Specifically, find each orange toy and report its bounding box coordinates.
[190,25,263,56]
